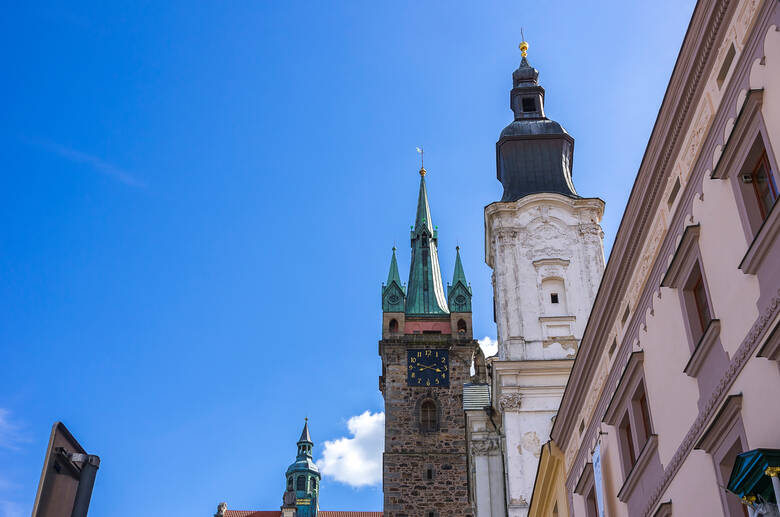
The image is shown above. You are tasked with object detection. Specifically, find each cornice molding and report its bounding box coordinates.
[739,197,780,274]
[711,89,764,179]
[660,224,701,288]
[695,394,743,453]
[757,319,780,361]
[618,434,659,502]
[684,319,722,377]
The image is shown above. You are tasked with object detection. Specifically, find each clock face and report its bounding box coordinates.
[407,349,449,387]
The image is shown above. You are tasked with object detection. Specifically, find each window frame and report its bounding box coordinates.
[695,395,749,517]
[603,352,660,502]
[416,396,440,434]
[711,89,780,269]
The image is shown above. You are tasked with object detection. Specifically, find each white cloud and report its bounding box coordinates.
[318,411,384,488]
[0,501,24,517]
[0,410,26,451]
[34,139,145,187]
[478,336,498,358]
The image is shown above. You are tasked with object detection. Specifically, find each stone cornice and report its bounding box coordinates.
[551,0,734,449]
[684,319,722,377]
[617,434,659,502]
[491,359,574,376]
[660,224,701,288]
[711,88,764,179]
[739,195,780,273]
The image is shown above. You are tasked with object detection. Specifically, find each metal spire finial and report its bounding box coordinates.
[519,28,528,58]
[416,146,426,176]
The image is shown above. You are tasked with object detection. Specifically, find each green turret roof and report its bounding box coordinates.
[447,246,472,313]
[405,171,449,316]
[451,246,469,288]
[386,247,402,288]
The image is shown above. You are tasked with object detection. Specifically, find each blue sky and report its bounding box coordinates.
[0,1,695,515]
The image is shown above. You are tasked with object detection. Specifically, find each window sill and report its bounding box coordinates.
[739,199,780,274]
[617,434,659,502]
[684,319,721,377]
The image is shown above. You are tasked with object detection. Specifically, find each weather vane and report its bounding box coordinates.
[519,28,528,58]
[416,146,426,176]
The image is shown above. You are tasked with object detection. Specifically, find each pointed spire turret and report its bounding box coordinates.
[414,174,435,236]
[382,247,406,312]
[285,419,320,517]
[406,172,449,316]
[448,246,472,313]
[299,419,312,446]
[451,246,468,287]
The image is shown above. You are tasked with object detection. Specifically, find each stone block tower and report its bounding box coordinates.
[483,43,605,517]
[379,167,477,517]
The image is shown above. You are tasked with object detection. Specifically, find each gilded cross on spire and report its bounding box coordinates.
[519,28,528,58]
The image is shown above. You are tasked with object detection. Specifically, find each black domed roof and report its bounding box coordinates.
[496,55,578,202]
[500,118,568,138]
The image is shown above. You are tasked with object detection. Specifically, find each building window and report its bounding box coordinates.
[311,478,317,491]
[297,476,305,491]
[457,319,467,333]
[696,395,749,517]
[389,318,399,333]
[420,399,437,432]
[604,352,659,493]
[287,477,293,490]
[541,278,567,315]
[585,485,599,517]
[522,97,537,112]
[749,150,778,219]
[425,467,434,481]
[683,262,713,344]
[735,136,779,237]
[615,380,653,474]
[574,463,599,517]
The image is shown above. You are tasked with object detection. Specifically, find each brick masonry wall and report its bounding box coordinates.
[380,333,476,517]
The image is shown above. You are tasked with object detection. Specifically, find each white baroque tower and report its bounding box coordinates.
[481,45,605,517]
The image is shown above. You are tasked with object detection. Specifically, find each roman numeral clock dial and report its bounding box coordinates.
[407,349,449,387]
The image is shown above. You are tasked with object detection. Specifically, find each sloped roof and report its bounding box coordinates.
[225,510,382,517]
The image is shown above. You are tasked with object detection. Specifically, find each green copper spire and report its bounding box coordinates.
[405,171,449,315]
[382,247,406,312]
[387,247,402,287]
[448,246,472,312]
[285,419,320,517]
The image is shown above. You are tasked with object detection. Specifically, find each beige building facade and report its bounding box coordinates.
[532,0,780,516]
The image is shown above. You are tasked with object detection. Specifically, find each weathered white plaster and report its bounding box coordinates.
[484,193,605,517]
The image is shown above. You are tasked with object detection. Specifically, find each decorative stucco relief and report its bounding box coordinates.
[499,393,523,412]
[470,438,500,457]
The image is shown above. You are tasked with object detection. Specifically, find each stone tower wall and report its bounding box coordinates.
[381,333,476,517]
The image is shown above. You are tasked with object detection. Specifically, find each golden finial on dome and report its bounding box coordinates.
[519,27,528,58]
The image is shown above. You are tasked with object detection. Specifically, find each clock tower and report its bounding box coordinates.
[379,166,477,517]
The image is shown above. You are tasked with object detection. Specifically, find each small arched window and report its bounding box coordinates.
[287,476,293,490]
[420,399,437,432]
[311,477,317,490]
[297,475,306,491]
[457,319,467,333]
[389,319,399,333]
